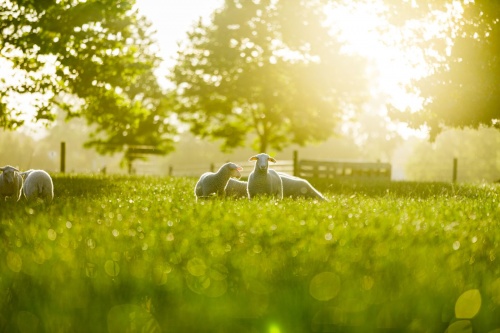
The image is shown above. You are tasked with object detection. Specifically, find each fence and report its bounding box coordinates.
[295,159,392,181]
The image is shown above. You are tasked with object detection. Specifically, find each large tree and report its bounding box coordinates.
[0,0,176,160]
[387,0,500,139]
[172,0,367,153]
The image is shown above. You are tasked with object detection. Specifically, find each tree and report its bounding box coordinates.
[387,0,500,139]
[0,0,176,163]
[171,0,367,153]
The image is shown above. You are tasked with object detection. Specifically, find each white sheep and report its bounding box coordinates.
[0,165,23,201]
[278,172,327,201]
[194,162,243,199]
[224,178,248,198]
[20,169,54,204]
[247,153,283,200]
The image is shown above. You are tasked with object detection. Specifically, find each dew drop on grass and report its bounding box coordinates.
[142,243,148,251]
[153,265,168,286]
[166,233,174,241]
[87,239,96,249]
[112,229,119,237]
[104,260,120,277]
[187,257,207,276]
[453,241,461,250]
[309,272,340,301]
[325,233,333,241]
[47,229,57,241]
[66,221,72,229]
[455,289,481,319]
[7,251,22,272]
[253,244,263,254]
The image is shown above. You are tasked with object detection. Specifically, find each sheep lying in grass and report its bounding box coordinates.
[0,165,23,201]
[194,162,243,200]
[20,169,54,204]
[224,178,248,198]
[278,172,327,201]
[247,153,283,200]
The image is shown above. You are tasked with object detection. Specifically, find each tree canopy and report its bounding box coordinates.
[0,0,176,159]
[172,0,368,153]
[388,0,500,139]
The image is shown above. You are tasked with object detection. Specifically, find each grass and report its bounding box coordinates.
[1,175,500,332]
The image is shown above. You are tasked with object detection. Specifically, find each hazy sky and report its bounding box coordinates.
[135,0,223,87]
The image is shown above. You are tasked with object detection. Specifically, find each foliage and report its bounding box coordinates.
[2,175,500,332]
[0,0,176,159]
[387,0,500,139]
[172,0,367,153]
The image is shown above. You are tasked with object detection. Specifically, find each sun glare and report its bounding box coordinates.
[323,0,465,139]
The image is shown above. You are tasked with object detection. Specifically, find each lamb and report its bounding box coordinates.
[224,178,248,198]
[0,165,23,201]
[247,153,283,200]
[194,162,243,199]
[278,172,327,201]
[20,169,54,204]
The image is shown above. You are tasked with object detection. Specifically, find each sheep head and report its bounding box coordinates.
[0,165,19,184]
[228,163,243,179]
[249,153,276,172]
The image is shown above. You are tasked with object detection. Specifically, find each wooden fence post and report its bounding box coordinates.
[60,141,66,173]
[293,150,299,176]
[452,158,458,183]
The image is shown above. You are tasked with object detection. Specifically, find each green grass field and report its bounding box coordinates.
[1,175,500,333]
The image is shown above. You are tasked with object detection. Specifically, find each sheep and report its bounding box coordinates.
[247,153,283,200]
[0,165,23,201]
[194,162,243,200]
[224,178,248,198]
[20,169,54,204]
[278,172,327,201]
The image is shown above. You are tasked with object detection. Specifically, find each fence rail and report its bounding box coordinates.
[296,159,392,181]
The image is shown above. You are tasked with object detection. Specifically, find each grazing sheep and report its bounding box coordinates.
[0,165,23,201]
[278,172,327,201]
[224,178,248,198]
[247,153,283,200]
[20,169,54,204]
[194,162,243,199]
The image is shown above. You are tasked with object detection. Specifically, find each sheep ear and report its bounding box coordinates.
[237,166,243,171]
[249,156,258,162]
[269,157,277,163]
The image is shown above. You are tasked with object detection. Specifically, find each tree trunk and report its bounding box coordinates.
[259,135,268,153]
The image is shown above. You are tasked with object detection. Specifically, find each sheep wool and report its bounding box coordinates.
[247,153,283,200]
[278,172,327,201]
[0,165,23,201]
[224,178,248,198]
[194,162,243,199]
[21,169,54,204]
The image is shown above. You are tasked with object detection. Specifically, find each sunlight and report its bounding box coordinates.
[323,0,466,139]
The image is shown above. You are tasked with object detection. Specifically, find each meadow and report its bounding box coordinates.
[1,175,500,333]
